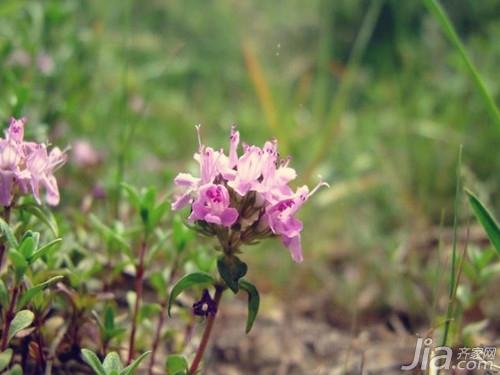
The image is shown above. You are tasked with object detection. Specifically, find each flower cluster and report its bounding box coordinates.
[172,126,327,262]
[0,117,67,207]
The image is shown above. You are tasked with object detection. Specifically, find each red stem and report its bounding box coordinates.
[127,240,147,364]
[148,258,180,374]
[188,287,223,375]
[0,205,12,271]
[1,284,20,350]
[148,301,166,375]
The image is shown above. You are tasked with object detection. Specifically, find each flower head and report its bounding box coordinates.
[172,126,328,262]
[0,117,67,206]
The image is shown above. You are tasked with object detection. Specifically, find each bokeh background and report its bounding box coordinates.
[1,0,499,371]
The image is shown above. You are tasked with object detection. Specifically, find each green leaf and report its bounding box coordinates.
[168,272,215,317]
[90,215,130,252]
[166,354,188,375]
[8,249,28,280]
[8,310,34,344]
[217,255,247,293]
[18,203,59,237]
[0,279,8,307]
[120,351,151,375]
[28,238,62,264]
[239,279,260,333]
[18,232,36,259]
[121,183,141,211]
[81,349,106,375]
[466,189,500,254]
[103,352,123,373]
[139,303,162,321]
[104,305,115,332]
[18,275,64,309]
[0,349,13,372]
[8,364,22,375]
[172,215,191,252]
[150,200,169,227]
[0,217,18,248]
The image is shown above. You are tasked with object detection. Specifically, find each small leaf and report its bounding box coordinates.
[104,305,115,332]
[8,363,23,375]
[90,215,130,252]
[0,349,13,372]
[466,189,500,254]
[139,303,162,322]
[239,279,260,333]
[18,275,64,309]
[168,272,215,317]
[8,250,28,280]
[18,233,35,259]
[121,183,141,211]
[120,351,151,375]
[166,354,188,375]
[18,203,59,237]
[81,349,106,375]
[172,215,190,253]
[103,352,123,373]
[150,200,169,227]
[217,255,247,293]
[28,238,62,264]
[8,310,34,344]
[0,217,18,248]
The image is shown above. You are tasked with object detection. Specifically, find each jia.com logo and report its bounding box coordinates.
[402,337,498,372]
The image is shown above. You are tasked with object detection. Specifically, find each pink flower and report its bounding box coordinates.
[189,184,238,227]
[0,117,67,206]
[20,144,67,205]
[72,139,101,167]
[172,125,328,262]
[265,181,328,262]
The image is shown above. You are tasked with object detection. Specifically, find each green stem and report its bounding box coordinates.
[441,145,462,347]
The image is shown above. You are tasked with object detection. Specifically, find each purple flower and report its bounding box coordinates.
[193,289,217,317]
[189,184,238,227]
[172,125,328,262]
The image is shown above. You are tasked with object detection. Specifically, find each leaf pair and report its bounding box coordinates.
[167,271,260,333]
[81,349,150,375]
[122,183,169,235]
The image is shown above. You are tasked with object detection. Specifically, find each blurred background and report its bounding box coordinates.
[0,0,499,372]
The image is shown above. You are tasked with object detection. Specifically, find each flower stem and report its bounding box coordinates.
[188,286,224,375]
[127,239,147,364]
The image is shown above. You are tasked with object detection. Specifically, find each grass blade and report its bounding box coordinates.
[422,0,500,130]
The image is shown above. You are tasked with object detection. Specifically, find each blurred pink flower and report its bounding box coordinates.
[0,117,67,206]
[172,125,328,262]
[72,139,101,167]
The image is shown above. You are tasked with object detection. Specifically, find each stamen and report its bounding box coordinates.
[309,175,330,198]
